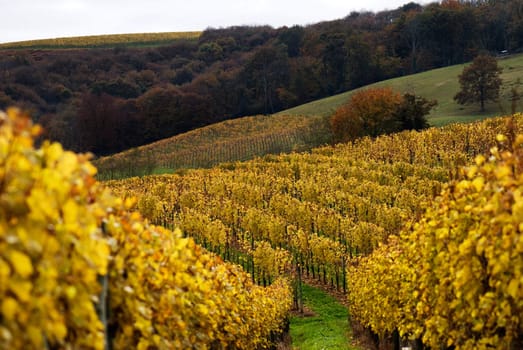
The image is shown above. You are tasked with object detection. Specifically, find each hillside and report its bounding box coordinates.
[107,114,523,349]
[0,108,292,350]
[2,110,522,349]
[95,55,523,179]
[0,32,201,49]
[280,53,523,126]
[93,113,331,179]
[2,1,523,157]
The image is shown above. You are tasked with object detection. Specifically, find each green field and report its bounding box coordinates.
[0,31,201,49]
[279,54,523,127]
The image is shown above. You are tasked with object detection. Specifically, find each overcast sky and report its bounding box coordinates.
[1,0,431,44]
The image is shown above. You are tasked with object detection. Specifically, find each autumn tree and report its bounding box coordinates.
[197,42,224,64]
[331,87,436,143]
[241,45,290,115]
[454,54,503,112]
[76,92,128,155]
[135,86,187,143]
[278,25,304,58]
[321,33,348,94]
[389,5,423,73]
[330,87,402,143]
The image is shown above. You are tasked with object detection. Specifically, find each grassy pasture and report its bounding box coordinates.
[279,54,523,127]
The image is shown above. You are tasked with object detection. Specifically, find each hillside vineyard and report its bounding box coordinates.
[0,108,292,349]
[1,108,522,349]
[108,114,523,349]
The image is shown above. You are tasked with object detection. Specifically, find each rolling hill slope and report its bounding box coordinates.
[106,113,523,349]
[279,53,523,126]
[94,114,331,179]
[0,31,201,49]
[95,54,523,179]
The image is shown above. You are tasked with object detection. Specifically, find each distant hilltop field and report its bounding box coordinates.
[0,31,201,49]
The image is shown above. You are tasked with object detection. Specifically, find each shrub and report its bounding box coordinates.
[330,87,436,143]
[330,87,402,143]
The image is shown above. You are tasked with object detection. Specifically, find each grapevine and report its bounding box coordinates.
[348,132,523,349]
[0,108,292,349]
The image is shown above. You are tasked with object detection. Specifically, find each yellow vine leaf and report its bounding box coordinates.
[1,298,18,321]
[8,250,33,278]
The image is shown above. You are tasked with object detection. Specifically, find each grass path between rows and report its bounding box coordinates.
[290,283,360,350]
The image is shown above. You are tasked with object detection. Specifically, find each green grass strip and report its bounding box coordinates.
[290,284,357,350]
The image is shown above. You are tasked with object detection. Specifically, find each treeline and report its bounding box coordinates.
[1,0,523,155]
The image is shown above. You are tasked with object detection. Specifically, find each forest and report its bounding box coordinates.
[1,0,523,156]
